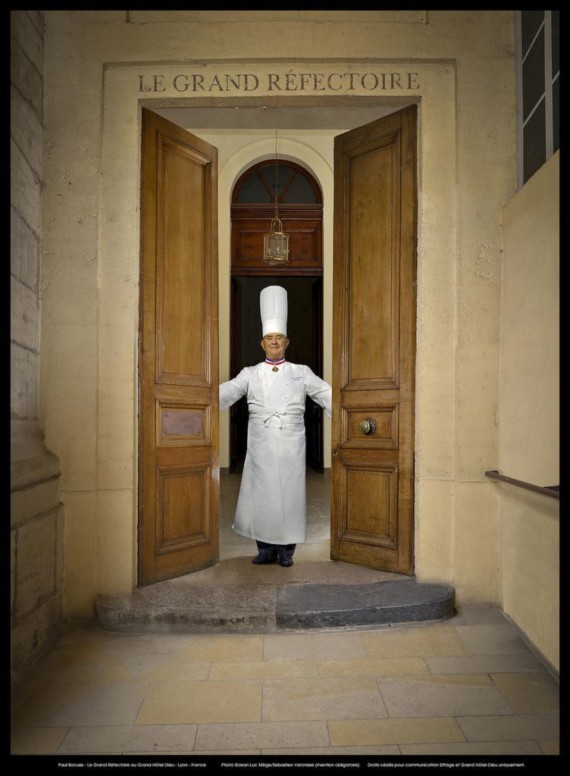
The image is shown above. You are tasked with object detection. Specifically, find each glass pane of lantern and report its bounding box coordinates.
[264,232,289,264]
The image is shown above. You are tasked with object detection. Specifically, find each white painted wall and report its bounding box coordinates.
[498,153,559,671]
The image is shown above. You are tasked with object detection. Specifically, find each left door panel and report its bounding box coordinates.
[139,108,219,585]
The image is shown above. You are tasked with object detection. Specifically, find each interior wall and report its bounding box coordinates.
[498,153,559,671]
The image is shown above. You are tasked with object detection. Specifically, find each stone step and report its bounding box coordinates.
[95,569,454,633]
[276,578,455,629]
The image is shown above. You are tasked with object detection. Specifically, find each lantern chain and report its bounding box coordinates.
[274,129,279,221]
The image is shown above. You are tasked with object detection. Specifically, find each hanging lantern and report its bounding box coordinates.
[263,218,289,265]
[263,130,290,266]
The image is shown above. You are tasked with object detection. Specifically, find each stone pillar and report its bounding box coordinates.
[11,10,64,685]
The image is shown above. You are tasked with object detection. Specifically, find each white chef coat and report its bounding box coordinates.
[220,361,332,544]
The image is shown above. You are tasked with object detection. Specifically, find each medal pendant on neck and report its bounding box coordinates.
[266,357,285,372]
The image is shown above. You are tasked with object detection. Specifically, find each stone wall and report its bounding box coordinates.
[498,154,560,672]
[11,10,64,685]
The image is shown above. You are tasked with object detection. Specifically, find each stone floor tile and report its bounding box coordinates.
[100,657,210,682]
[30,682,149,728]
[425,653,543,674]
[10,726,68,755]
[210,659,319,680]
[130,751,201,755]
[263,632,367,661]
[23,663,104,685]
[12,669,54,700]
[194,720,329,750]
[328,717,464,746]
[451,607,508,625]
[192,750,261,755]
[57,724,198,754]
[110,632,197,651]
[11,689,32,718]
[318,657,429,678]
[98,652,185,679]
[378,674,513,717]
[178,634,264,662]
[294,543,331,561]
[361,626,469,658]
[457,713,559,742]
[262,676,387,721]
[262,745,401,755]
[40,644,124,668]
[400,740,543,755]
[12,682,101,727]
[455,624,531,655]
[57,623,111,644]
[135,680,262,725]
[491,672,560,714]
[538,739,560,755]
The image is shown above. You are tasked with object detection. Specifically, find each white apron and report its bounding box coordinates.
[220,362,331,545]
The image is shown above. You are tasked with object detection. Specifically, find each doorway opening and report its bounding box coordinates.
[137,103,417,583]
[230,276,324,473]
[229,158,324,474]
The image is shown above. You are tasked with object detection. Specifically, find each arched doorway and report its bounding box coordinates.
[229,159,324,473]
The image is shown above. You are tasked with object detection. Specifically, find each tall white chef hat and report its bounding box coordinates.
[260,285,288,336]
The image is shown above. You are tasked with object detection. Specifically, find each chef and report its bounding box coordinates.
[219,286,332,567]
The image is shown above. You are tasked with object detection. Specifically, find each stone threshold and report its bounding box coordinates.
[95,575,455,634]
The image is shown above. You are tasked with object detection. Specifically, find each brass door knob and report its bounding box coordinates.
[359,418,377,435]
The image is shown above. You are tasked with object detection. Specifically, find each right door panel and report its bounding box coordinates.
[331,106,417,574]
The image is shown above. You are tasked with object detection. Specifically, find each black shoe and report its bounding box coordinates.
[252,550,277,565]
[277,546,294,567]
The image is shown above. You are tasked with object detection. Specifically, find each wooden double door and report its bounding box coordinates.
[138,106,417,585]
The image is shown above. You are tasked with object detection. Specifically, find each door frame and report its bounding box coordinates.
[100,65,459,594]
[135,100,413,584]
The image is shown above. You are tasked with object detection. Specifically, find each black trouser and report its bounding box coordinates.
[256,540,296,558]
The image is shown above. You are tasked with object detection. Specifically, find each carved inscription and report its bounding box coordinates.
[138,70,420,94]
